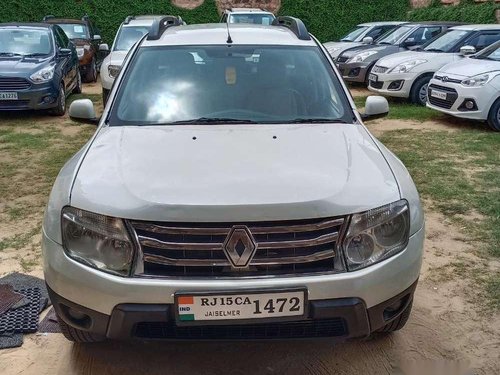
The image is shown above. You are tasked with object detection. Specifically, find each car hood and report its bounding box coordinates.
[340,44,400,60]
[0,56,51,75]
[437,57,500,78]
[324,41,364,58]
[108,50,128,66]
[71,124,400,222]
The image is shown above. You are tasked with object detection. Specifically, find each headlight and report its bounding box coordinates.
[389,59,427,74]
[61,207,135,276]
[76,47,85,58]
[461,74,490,87]
[347,50,377,63]
[343,200,410,271]
[108,64,121,79]
[29,65,55,83]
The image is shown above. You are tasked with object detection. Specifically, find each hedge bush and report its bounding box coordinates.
[278,0,409,42]
[408,0,499,24]
[0,0,219,44]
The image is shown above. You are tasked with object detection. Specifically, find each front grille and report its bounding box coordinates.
[0,77,31,91]
[336,56,349,63]
[369,80,383,89]
[434,75,462,84]
[130,217,346,278]
[0,100,30,109]
[428,83,458,109]
[133,318,348,340]
[372,65,388,74]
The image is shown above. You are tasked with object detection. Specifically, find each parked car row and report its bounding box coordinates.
[326,21,500,130]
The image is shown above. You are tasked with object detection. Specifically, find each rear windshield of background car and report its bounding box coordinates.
[0,28,53,56]
[341,26,369,42]
[58,24,89,39]
[229,14,275,25]
[114,26,150,51]
[109,45,353,126]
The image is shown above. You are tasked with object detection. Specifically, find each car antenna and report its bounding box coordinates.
[226,23,233,44]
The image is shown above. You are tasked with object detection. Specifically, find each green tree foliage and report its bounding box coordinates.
[408,0,499,24]
[0,0,219,44]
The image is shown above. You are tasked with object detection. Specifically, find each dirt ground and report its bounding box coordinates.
[0,83,499,375]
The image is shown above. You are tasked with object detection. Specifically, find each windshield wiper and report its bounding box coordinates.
[23,53,49,58]
[378,42,392,45]
[277,118,346,124]
[167,117,259,125]
[425,48,444,53]
[473,55,494,61]
[0,52,23,57]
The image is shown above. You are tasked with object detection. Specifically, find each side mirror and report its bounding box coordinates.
[58,48,72,57]
[93,34,102,41]
[99,43,109,52]
[460,45,476,56]
[361,96,389,120]
[403,38,417,48]
[69,99,98,125]
[362,36,373,45]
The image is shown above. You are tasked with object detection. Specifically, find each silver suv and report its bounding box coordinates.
[44,16,424,342]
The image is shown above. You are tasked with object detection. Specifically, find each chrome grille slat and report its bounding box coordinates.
[0,77,31,91]
[130,217,346,278]
[137,232,339,251]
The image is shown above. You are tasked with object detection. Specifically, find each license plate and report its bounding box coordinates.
[430,90,447,100]
[369,73,378,82]
[0,92,18,100]
[175,289,307,324]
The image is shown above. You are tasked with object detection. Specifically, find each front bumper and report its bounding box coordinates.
[426,79,496,121]
[336,61,373,83]
[368,71,415,99]
[0,81,59,111]
[48,280,417,340]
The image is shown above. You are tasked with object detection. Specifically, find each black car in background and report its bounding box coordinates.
[43,15,107,82]
[0,23,81,115]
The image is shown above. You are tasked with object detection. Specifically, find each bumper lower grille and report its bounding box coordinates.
[0,77,31,91]
[133,318,348,340]
[0,100,30,109]
[130,217,346,278]
[428,84,458,109]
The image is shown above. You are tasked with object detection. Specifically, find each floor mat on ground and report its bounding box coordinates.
[0,288,41,335]
[0,284,24,315]
[0,273,49,312]
[38,307,61,333]
[0,332,23,349]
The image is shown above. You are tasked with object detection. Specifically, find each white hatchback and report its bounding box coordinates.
[368,25,500,105]
[427,40,500,131]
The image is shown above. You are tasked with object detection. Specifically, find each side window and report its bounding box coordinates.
[466,32,500,52]
[53,27,64,48]
[367,27,385,40]
[55,26,68,47]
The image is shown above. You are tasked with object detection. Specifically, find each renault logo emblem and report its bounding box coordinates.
[442,76,449,82]
[223,226,257,268]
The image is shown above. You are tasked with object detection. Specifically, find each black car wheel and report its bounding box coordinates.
[50,84,66,116]
[487,98,500,132]
[410,75,431,106]
[73,71,82,94]
[85,58,97,83]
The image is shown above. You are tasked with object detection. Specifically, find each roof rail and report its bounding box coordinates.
[124,15,135,25]
[147,16,184,41]
[42,15,55,22]
[272,16,311,41]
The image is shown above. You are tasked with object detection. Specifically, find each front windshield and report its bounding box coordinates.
[229,14,275,25]
[378,26,412,45]
[110,45,352,126]
[0,28,53,56]
[114,26,150,51]
[58,23,89,39]
[341,26,368,42]
[424,30,469,52]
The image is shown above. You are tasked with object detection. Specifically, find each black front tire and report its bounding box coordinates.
[102,88,110,106]
[487,98,500,131]
[57,313,106,343]
[410,75,431,106]
[50,84,66,116]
